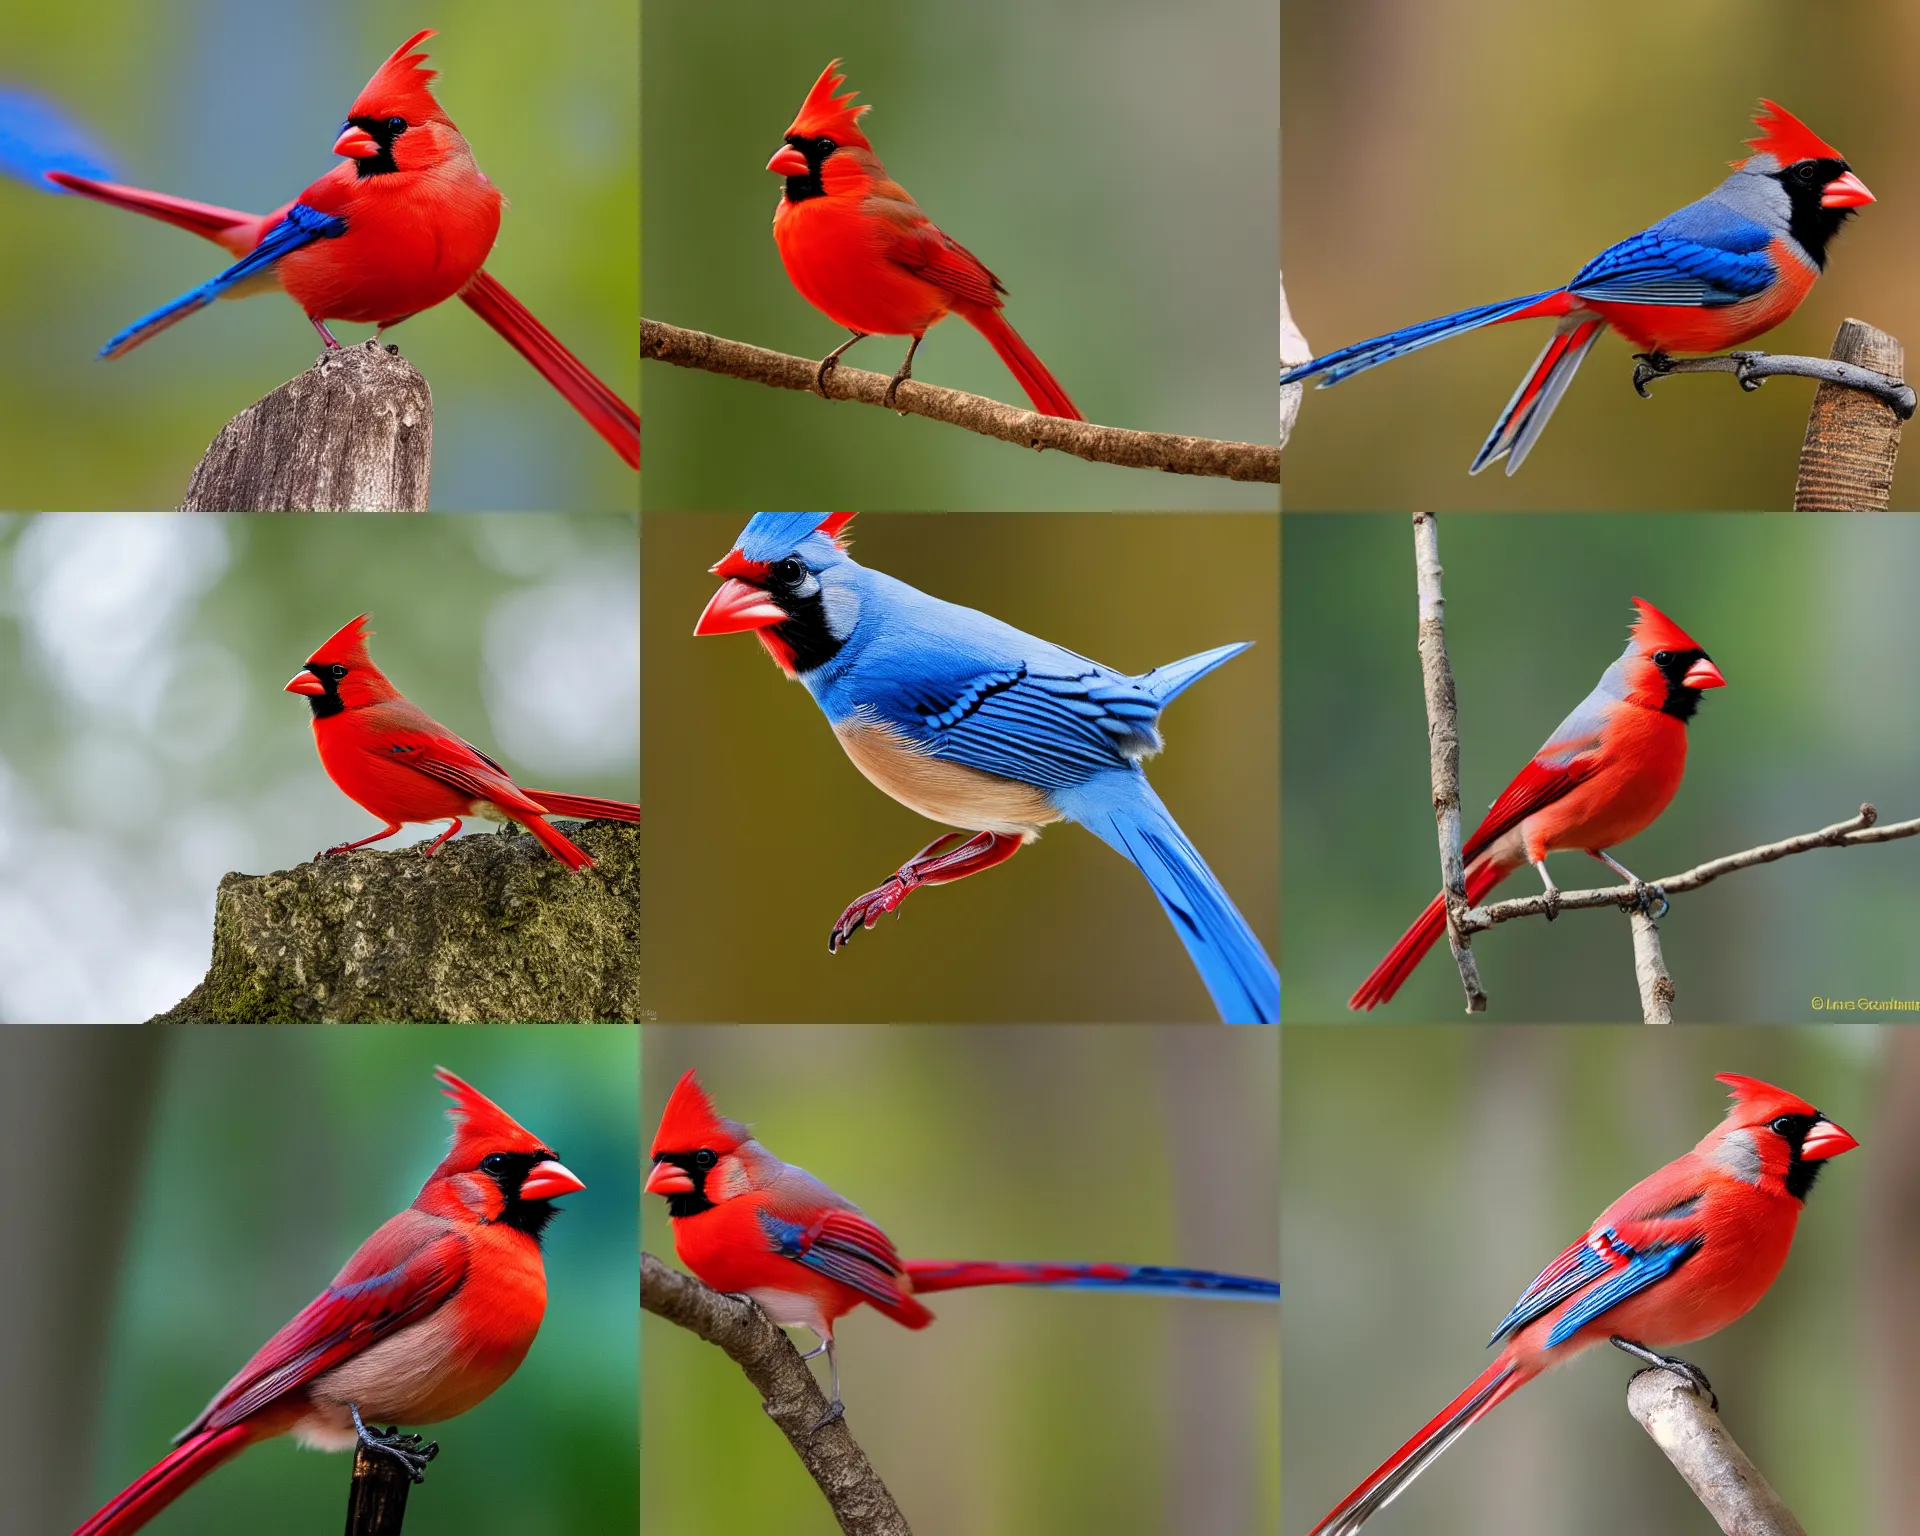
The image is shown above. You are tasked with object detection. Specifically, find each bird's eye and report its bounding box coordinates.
[481,1152,510,1174]
[1770,1116,1796,1135]
[817,137,834,153]
[1794,162,1817,182]
[329,663,349,678]
[775,558,806,585]
[1652,651,1673,666]
[388,116,407,134]
[692,1148,717,1169]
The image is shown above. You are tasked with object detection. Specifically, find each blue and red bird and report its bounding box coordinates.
[1281,102,1873,473]
[693,512,1279,1024]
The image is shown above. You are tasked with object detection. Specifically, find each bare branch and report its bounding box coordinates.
[1795,320,1909,510]
[1631,345,1914,419]
[344,1442,414,1534]
[641,319,1278,483]
[641,1252,910,1536]
[1626,1368,1808,1536]
[1411,513,1487,1012]
[1629,908,1676,1025]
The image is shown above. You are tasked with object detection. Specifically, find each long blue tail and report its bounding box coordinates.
[905,1259,1277,1299]
[1278,289,1560,388]
[1056,770,1278,1024]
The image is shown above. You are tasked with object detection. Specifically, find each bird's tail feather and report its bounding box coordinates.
[1137,642,1252,708]
[0,89,116,187]
[524,789,641,824]
[1470,319,1605,475]
[1349,857,1509,1011]
[1279,289,1566,388]
[1308,1358,1528,1536]
[905,1259,1277,1300]
[518,813,595,873]
[72,1424,259,1536]
[958,303,1083,419]
[43,170,259,250]
[1058,772,1278,1023]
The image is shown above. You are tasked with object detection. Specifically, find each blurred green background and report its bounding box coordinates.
[0,1,637,509]
[1282,0,1919,508]
[0,511,638,1022]
[1283,513,1920,1021]
[1284,1025,1907,1535]
[642,2,1278,509]
[35,1025,637,1535]
[642,512,1278,1021]
[644,1024,1278,1535]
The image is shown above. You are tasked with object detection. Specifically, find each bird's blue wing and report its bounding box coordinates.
[1567,205,1778,309]
[100,201,347,358]
[1488,1225,1703,1349]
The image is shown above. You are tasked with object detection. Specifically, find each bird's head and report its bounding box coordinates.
[332,30,462,180]
[694,512,862,677]
[420,1067,584,1243]
[1617,597,1725,722]
[767,59,872,204]
[285,613,401,718]
[1707,1072,1856,1203]
[1735,101,1872,268]
[646,1070,753,1220]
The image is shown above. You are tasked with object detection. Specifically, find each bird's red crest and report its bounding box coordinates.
[305,612,376,669]
[787,60,872,150]
[436,1067,547,1159]
[651,1070,751,1157]
[1740,100,1843,168]
[350,29,449,126]
[1628,597,1706,656]
[1716,1072,1820,1123]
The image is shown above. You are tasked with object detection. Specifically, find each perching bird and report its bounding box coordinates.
[286,613,639,873]
[1351,597,1724,1010]
[693,513,1278,1023]
[12,31,638,466]
[767,60,1082,418]
[646,1070,1277,1420]
[72,1068,584,1536]
[1280,102,1872,473]
[1307,1073,1855,1535]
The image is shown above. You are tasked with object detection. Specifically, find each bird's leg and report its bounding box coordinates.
[420,818,464,858]
[815,331,868,395]
[1609,1337,1719,1412]
[310,315,344,351]
[883,334,924,410]
[349,1402,439,1483]
[1530,858,1561,921]
[1589,848,1667,918]
[828,831,1025,953]
[320,821,406,859]
[1630,350,1676,397]
[807,1337,845,1432]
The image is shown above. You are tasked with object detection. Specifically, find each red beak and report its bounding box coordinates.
[333,124,382,160]
[695,578,786,636]
[767,144,810,177]
[1802,1118,1858,1161]
[1821,171,1874,209]
[520,1159,586,1201]
[284,669,326,695]
[1682,657,1727,690]
[645,1160,695,1196]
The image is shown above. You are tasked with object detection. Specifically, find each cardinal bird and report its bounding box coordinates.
[767,60,1082,419]
[1309,1073,1855,1535]
[72,1068,583,1536]
[13,31,638,467]
[1280,102,1873,473]
[1351,597,1724,1011]
[693,513,1278,1023]
[286,614,640,873]
[646,1070,1276,1419]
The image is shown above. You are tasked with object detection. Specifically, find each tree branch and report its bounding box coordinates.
[1630,345,1915,419]
[343,1442,414,1535]
[1795,320,1909,511]
[1626,1368,1808,1536]
[641,1253,910,1536]
[641,319,1277,483]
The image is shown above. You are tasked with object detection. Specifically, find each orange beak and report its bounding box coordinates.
[284,668,326,695]
[520,1159,586,1201]
[1682,657,1727,690]
[1821,171,1874,209]
[333,124,382,160]
[767,144,810,177]
[645,1159,695,1195]
[1802,1118,1858,1161]
[695,578,786,636]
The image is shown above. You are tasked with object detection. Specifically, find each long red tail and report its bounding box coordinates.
[518,813,596,873]
[524,790,640,824]
[44,170,267,256]
[1308,1357,1530,1536]
[905,1259,1277,1300]
[1349,857,1511,1011]
[460,269,641,468]
[73,1424,259,1536]
[956,303,1083,419]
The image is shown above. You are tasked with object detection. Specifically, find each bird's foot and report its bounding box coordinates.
[1541,888,1561,922]
[882,372,907,409]
[1609,1338,1717,1412]
[814,355,840,396]
[807,1401,847,1434]
[1626,881,1669,920]
[350,1403,439,1483]
[1729,351,1767,391]
[828,873,918,953]
[1630,351,1675,398]
[319,844,354,859]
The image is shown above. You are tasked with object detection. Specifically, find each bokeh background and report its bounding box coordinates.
[642,512,1279,1021]
[0,1,637,509]
[1284,1025,1916,1536]
[1283,513,1920,1021]
[0,1024,638,1536]
[0,511,638,1022]
[644,1024,1278,1536]
[642,1,1278,509]
[1282,0,1920,508]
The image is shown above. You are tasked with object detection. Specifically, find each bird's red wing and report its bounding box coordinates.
[367,726,553,820]
[193,1228,470,1432]
[886,220,1006,310]
[1462,755,1602,864]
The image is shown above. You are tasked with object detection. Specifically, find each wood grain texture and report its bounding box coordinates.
[1794,320,1905,511]
[343,1443,414,1535]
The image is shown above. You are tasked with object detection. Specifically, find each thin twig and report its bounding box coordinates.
[1626,1368,1808,1536]
[1411,513,1487,1012]
[1628,909,1676,1025]
[641,1252,911,1536]
[1631,345,1915,419]
[641,319,1278,483]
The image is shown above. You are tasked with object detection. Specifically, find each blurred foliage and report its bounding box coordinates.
[86,1024,637,1535]
[0,511,638,1022]
[642,512,1278,1021]
[1283,513,1920,1021]
[1282,0,1920,508]
[1284,1025,1889,1535]
[642,0,1277,509]
[644,1024,1278,1536]
[0,0,637,509]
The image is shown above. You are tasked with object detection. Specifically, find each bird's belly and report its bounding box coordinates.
[1589,246,1817,353]
[280,196,499,326]
[774,201,951,338]
[834,719,1057,836]
[315,735,476,825]
[300,1310,531,1438]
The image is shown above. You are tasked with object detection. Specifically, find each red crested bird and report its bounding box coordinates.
[285,614,639,873]
[71,1068,584,1536]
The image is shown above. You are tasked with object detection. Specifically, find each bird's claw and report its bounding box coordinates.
[1630,351,1673,398]
[827,878,913,953]
[351,1404,439,1482]
[813,356,839,397]
[1730,352,1766,392]
[1541,889,1561,922]
[882,372,911,411]
[808,1401,847,1434]
[1610,1339,1719,1412]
